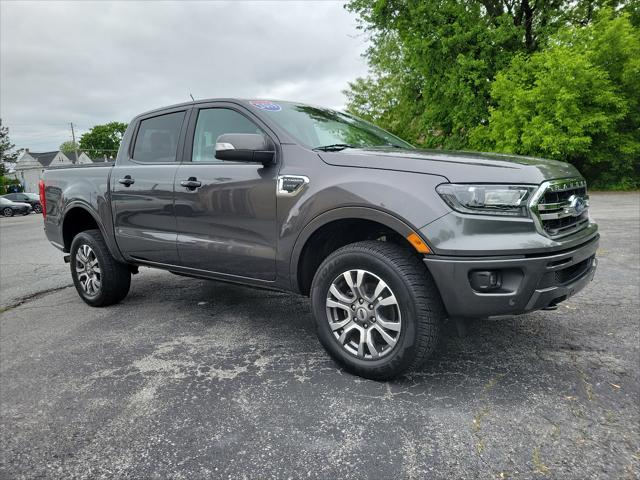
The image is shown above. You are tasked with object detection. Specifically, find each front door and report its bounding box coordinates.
[173,105,278,281]
[111,109,188,265]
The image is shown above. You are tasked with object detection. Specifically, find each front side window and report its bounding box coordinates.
[250,101,412,150]
[192,108,263,163]
[132,111,185,163]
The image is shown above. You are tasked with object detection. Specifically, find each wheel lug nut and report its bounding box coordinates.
[363,323,368,328]
[370,317,375,322]
[351,304,356,310]
[368,304,373,309]
[359,298,364,304]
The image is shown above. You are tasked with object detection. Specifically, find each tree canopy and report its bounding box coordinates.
[344,0,639,188]
[1,119,21,163]
[59,141,80,155]
[78,122,127,159]
[471,10,639,188]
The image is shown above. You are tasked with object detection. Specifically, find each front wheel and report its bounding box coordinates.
[33,205,42,214]
[3,207,14,217]
[70,229,131,307]
[310,241,445,380]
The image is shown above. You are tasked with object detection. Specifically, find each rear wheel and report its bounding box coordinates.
[33,204,42,214]
[310,241,445,380]
[70,229,131,307]
[3,207,14,217]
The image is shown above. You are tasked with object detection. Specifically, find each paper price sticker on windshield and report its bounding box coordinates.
[249,100,282,112]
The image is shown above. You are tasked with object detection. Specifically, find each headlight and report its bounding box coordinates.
[436,184,537,217]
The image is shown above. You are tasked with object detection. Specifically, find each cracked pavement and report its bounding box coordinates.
[1,193,639,479]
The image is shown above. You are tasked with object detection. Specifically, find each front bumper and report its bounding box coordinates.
[424,235,599,318]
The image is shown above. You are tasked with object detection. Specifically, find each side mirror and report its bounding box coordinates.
[215,133,276,165]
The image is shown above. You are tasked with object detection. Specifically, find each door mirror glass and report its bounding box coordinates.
[215,133,275,164]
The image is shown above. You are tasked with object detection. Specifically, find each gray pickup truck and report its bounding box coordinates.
[41,99,598,379]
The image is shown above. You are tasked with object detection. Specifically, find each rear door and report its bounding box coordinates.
[111,108,189,265]
[173,103,278,280]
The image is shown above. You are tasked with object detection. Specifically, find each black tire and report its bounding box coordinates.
[70,229,131,307]
[33,205,42,214]
[310,240,445,380]
[3,207,14,217]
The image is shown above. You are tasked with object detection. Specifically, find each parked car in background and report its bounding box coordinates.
[3,192,42,213]
[0,197,32,217]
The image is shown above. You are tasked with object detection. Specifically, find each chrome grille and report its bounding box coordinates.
[530,179,590,238]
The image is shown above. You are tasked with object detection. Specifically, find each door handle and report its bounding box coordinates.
[118,175,135,186]
[180,177,202,190]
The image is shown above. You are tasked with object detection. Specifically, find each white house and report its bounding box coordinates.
[64,151,93,164]
[12,150,95,192]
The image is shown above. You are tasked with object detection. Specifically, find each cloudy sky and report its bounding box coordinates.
[0,1,369,152]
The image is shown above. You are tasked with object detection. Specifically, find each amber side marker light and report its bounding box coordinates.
[406,232,431,254]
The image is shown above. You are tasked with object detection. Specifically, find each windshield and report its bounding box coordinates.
[249,101,412,150]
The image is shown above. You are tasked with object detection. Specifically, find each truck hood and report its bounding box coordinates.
[318,148,582,185]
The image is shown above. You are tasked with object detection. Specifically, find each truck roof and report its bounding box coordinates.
[135,98,286,118]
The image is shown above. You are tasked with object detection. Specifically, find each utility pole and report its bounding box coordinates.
[69,122,79,164]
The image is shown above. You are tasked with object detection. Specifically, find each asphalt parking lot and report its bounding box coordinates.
[1,193,638,479]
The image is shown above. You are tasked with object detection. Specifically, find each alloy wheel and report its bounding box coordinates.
[3,208,13,217]
[75,244,101,296]
[325,269,402,359]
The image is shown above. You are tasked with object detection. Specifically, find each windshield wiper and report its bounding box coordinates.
[313,143,355,152]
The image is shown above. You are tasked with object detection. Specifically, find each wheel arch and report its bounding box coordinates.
[290,207,428,295]
[61,202,126,263]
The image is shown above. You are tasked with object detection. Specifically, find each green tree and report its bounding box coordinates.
[471,10,639,188]
[79,122,127,159]
[59,140,79,154]
[1,119,21,162]
[344,0,632,150]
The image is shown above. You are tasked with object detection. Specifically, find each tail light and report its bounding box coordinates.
[39,179,46,218]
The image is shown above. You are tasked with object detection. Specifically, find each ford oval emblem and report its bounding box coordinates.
[567,194,587,217]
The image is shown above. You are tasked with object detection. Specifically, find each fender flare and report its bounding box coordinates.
[62,201,126,263]
[288,206,422,292]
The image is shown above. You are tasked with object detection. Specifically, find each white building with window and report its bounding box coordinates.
[12,150,95,192]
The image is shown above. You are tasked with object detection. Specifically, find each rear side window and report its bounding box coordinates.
[192,108,263,163]
[132,111,185,163]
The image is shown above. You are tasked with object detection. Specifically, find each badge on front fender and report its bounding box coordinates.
[277,175,309,197]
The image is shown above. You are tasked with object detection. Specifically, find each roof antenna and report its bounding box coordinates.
[189,93,195,101]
